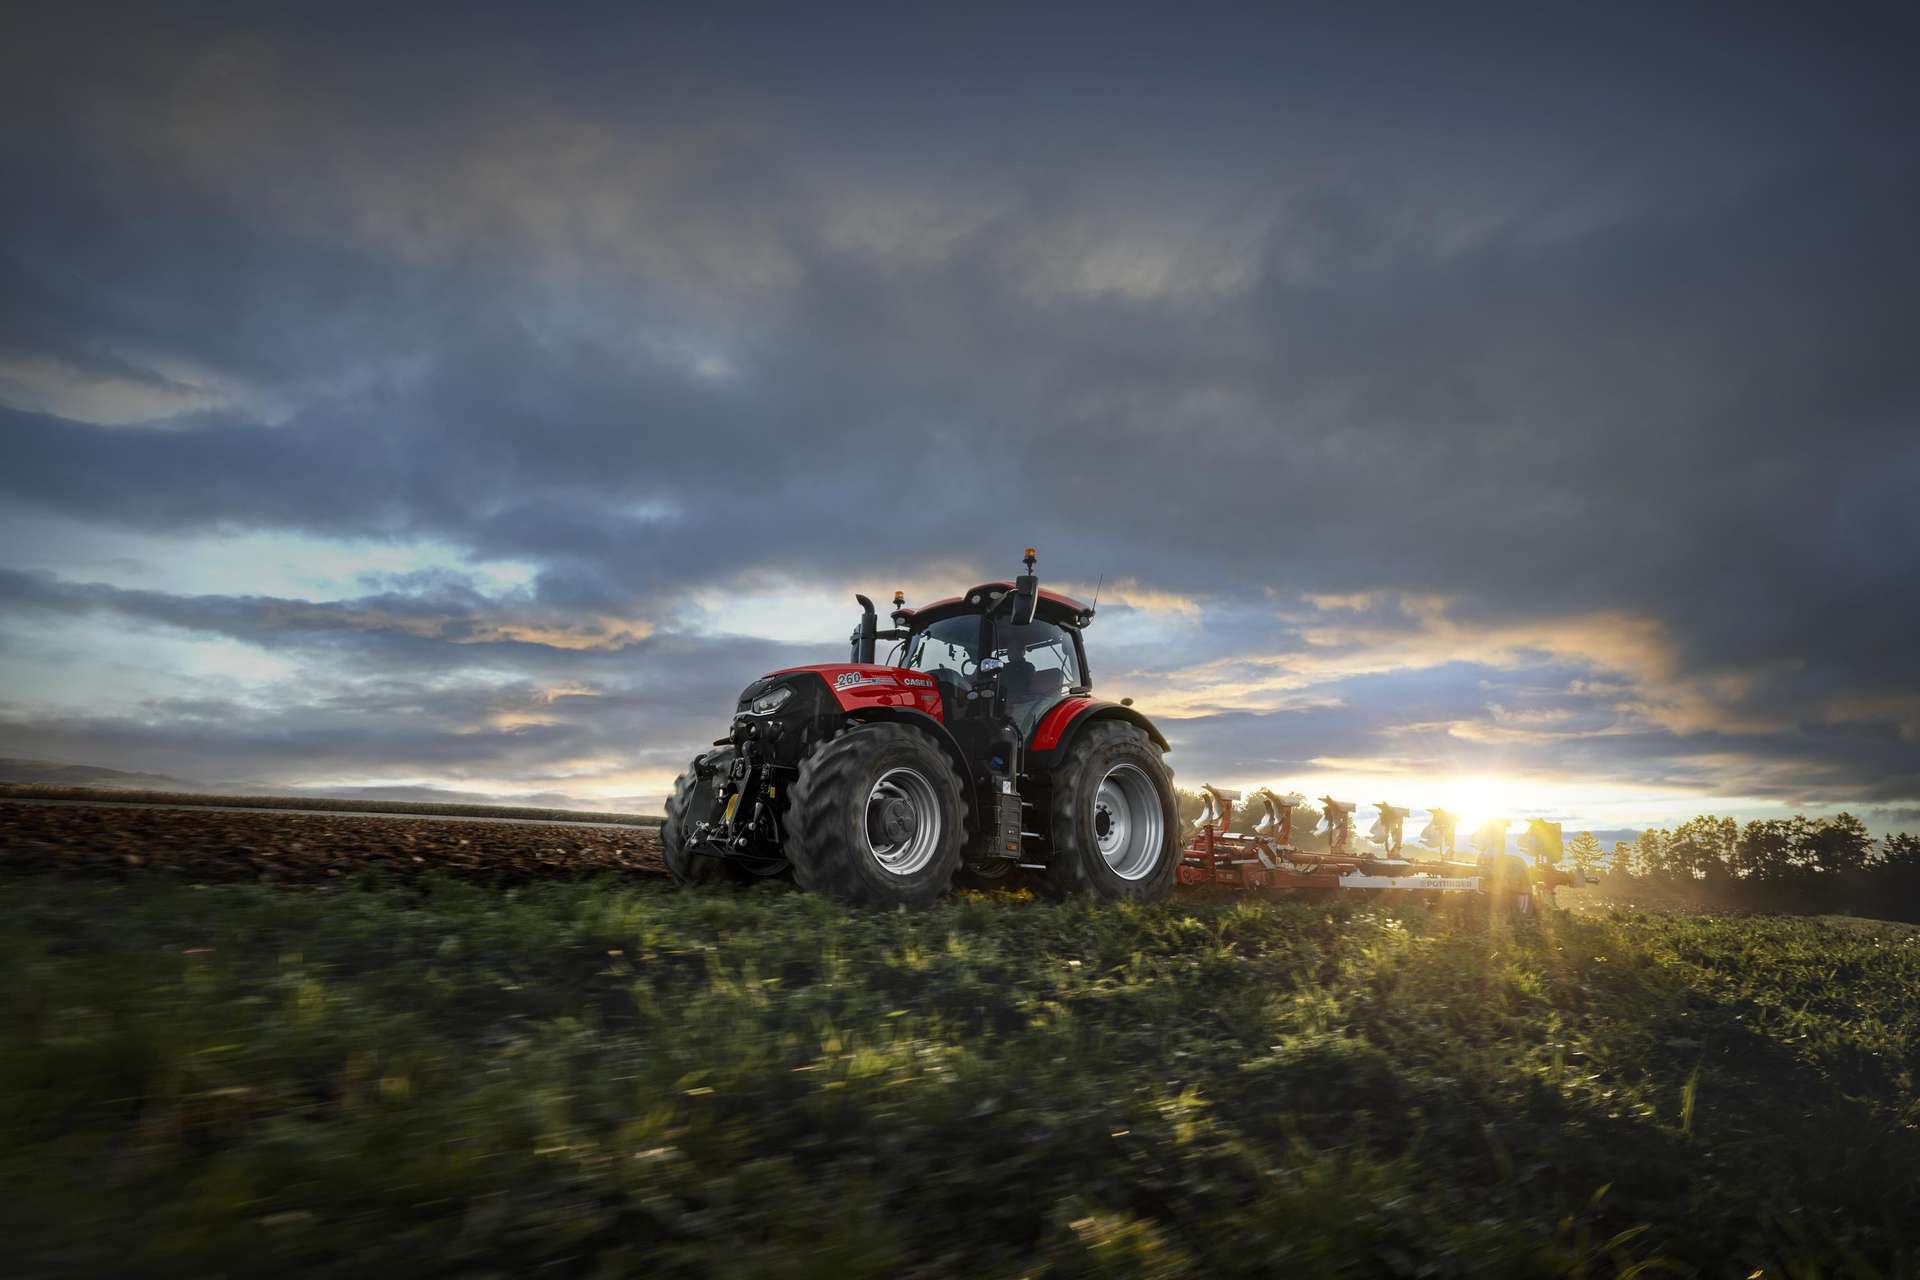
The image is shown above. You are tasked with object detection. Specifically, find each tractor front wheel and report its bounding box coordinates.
[1045,721,1179,901]
[786,722,967,907]
[661,752,748,884]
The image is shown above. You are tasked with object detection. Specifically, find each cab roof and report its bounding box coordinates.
[903,582,1094,629]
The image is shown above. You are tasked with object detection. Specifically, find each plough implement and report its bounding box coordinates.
[1176,785,1572,911]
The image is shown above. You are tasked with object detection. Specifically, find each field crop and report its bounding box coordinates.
[2,860,1916,1276]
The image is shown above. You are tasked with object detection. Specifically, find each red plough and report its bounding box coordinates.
[1177,786,1567,910]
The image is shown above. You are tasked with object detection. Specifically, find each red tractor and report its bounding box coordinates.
[661,551,1180,907]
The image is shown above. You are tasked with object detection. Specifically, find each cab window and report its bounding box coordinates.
[902,615,1082,733]
[902,616,981,678]
[993,620,1081,699]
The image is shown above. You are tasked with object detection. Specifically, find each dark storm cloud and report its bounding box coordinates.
[2,2,1918,810]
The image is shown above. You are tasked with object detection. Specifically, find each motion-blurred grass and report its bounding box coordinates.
[2,878,1915,1277]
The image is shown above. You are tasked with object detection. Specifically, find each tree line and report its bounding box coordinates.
[1175,788,1920,920]
[1568,815,1920,920]
[1560,814,1920,881]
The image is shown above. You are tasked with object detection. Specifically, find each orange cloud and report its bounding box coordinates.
[1823,693,1920,741]
[254,601,654,651]
[1056,578,1201,617]
[468,617,654,651]
[1125,592,1787,737]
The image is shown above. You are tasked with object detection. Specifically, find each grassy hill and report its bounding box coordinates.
[0,756,198,790]
[2,878,1914,1276]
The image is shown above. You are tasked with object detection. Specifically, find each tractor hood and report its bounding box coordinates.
[744,664,945,719]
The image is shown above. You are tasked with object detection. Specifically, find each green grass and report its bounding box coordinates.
[2,880,1916,1277]
[0,784,662,825]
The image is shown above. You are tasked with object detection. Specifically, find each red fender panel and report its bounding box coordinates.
[1029,696,1096,751]
[1030,697,1170,753]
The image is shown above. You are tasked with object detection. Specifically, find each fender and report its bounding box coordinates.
[1027,697,1170,763]
[844,705,980,791]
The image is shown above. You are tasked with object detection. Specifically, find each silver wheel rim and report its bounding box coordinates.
[864,767,942,876]
[1094,764,1164,881]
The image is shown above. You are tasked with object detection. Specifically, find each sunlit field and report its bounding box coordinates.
[4,877,1915,1276]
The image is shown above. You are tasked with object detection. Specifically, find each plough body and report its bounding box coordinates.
[1176,785,1569,910]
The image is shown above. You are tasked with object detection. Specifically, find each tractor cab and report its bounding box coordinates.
[887,583,1093,739]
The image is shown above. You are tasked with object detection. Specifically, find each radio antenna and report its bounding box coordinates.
[1090,573,1104,614]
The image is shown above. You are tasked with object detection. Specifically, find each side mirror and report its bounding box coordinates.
[1010,573,1038,626]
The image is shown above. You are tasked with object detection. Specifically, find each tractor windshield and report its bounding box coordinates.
[901,613,1083,732]
[900,616,981,678]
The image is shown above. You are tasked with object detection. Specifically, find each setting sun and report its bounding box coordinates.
[1432,776,1505,832]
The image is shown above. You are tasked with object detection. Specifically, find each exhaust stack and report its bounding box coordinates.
[850,594,878,663]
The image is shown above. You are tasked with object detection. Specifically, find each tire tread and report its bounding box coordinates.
[786,722,967,907]
[1044,720,1179,901]
[661,756,745,884]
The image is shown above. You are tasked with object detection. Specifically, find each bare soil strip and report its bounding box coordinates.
[0,783,662,826]
[2,796,658,830]
[0,802,666,884]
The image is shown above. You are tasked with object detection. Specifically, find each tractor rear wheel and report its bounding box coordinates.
[662,752,748,884]
[786,722,967,907]
[1045,721,1179,901]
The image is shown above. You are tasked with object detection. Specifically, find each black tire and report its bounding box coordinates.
[785,722,967,908]
[1044,721,1179,901]
[661,752,748,885]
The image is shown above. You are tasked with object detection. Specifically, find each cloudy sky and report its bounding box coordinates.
[2,3,1916,832]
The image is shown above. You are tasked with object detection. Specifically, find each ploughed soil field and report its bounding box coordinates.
[0,801,667,884]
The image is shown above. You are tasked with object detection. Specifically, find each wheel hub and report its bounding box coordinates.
[863,767,943,876]
[1093,764,1165,881]
[878,797,918,844]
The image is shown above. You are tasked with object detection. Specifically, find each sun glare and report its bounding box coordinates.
[1436,776,1507,831]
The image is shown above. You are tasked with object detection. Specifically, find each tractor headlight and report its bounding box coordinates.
[749,686,794,716]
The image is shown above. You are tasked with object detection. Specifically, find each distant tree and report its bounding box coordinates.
[1292,803,1327,852]
[1734,818,1801,881]
[1632,828,1673,879]
[1567,831,1603,879]
[1797,813,1873,875]
[1882,832,1920,869]
[1610,841,1635,880]
[1172,788,1206,832]
[1669,815,1737,881]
